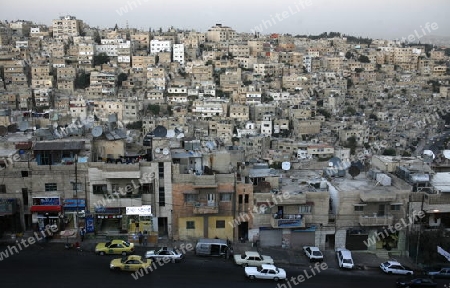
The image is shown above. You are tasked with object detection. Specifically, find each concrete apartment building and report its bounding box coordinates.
[206,24,236,42]
[52,15,83,38]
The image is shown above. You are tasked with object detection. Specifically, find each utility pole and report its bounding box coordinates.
[75,154,79,238]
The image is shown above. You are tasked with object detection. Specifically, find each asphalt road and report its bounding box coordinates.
[0,243,449,288]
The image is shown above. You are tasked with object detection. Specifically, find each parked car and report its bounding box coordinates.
[195,238,232,258]
[303,246,324,262]
[95,239,135,256]
[145,247,184,263]
[245,264,286,281]
[380,260,414,275]
[233,251,274,267]
[110,255,152,272]
[335,248,354,269]
[395,277,437,287]
[425,267,450,278]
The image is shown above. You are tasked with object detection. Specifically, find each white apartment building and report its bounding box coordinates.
[150,40,171,54]
[260,114,273,136]
[245,92,262,105]
[172,44,185,66]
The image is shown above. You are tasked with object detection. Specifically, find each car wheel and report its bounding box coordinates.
[249,275,255,280]
[274,277,279,281]
[99,251,105,256]
[242,263,248,267]
[388,271,392,274]
[406,272,412,276]
[121,251,127,256]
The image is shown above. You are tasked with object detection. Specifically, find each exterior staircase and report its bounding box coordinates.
[375,249,390,260]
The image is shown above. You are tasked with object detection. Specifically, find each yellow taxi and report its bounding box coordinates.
[95,239,135,255]
[110,255,152,272]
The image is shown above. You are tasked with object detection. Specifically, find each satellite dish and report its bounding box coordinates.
[0,126,7,136]
[162,148,169,155]
[92,126,103,138]
[281,162,291,170]
[153,125,167,137]
[155,148,161,154]
[423,150,435,163]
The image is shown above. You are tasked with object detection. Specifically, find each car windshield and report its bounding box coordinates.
[343,259,353,264]
[105,241,112,247]
[382,262,389,267]
[313,251,322,256]
[123,241,130,247]
[121,257,128,263]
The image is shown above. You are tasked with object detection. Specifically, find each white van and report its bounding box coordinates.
[195,238,232,258]
[336,248,354,269]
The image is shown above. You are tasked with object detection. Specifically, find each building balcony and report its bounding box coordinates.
[270,214,304,228]
[193,202,219,214]
[359,214,394,226]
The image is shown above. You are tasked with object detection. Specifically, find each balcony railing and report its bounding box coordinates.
[193,202,219,214]
[359,214,394,226]
[270,214,304,228]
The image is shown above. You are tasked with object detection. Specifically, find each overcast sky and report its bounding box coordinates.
[1,0,449,40]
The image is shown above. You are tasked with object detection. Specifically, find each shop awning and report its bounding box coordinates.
[30,205,62,213]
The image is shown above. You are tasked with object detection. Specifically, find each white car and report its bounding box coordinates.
[234,251,274,267]
[336,248,354,269]
[145,247,184,263]
[245,264,286,281]
[303,246,324,262]
[380,260,414,275]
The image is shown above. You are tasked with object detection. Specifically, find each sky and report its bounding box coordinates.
[1,0,449,40]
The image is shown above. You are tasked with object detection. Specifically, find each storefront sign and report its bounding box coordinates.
[0,198,16,215]
[94,207,121,214]
[85,215,94,233]
[63,199,86,208]
[33,197,60,206]
[126,205,152,216]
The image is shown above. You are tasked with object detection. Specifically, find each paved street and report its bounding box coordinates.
[1,241,449,288]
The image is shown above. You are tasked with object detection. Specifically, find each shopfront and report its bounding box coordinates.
[0,198,20,236]
[63,199,86,230]
[94,207,123,233]
[30,197,62,232]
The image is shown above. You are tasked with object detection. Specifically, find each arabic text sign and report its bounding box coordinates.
[126,205,152,216]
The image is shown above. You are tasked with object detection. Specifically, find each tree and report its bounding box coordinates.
[317,108,331,119]
[358,55,370,63]
[382,148,397,156]
[94,52,110,66]
[147,104,161,115]
[75,71,90,89]
[348,165,361,179]
[118,73,128,87]
[345,136,357,155]
[345,51,353,59]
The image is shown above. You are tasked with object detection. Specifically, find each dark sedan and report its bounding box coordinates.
[395,277,437,288]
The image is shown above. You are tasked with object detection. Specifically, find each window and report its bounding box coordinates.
[184,194,197,203]
[21,171,29,177]
[93,184,107,194]
[45,183,57,191]
[220,193,232,202]
[244,194,249,203]
[159,187,165,206]
[72,182,82,191]
[299,205,312,213]
[22,188,28,205]
[216,220,225,228]
[186,221,195,229]
[238,194,243,204]
[354,206,364,212]
[390,204,401,211]
[158,162,164,178]
[0,185,5,193]
[139,183,153,194]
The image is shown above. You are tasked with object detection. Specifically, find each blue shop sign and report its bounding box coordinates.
[63,199,86,208]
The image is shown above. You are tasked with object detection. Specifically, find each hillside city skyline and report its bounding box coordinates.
[1,0,449,40]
